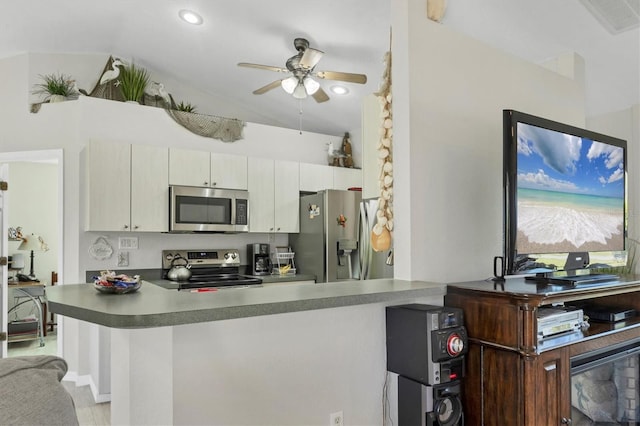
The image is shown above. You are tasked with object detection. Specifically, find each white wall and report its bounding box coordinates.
[391,0,586,284]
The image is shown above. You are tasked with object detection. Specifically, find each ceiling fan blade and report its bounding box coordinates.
[299,48,324,70]
[253,80,283,95]
[312,87,330,103]
[238,62,289,73]
[315,71,367,84]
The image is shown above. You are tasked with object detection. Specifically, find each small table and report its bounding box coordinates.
[8,282,45,346]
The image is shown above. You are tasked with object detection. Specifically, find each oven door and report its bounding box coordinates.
[169,185,249,233]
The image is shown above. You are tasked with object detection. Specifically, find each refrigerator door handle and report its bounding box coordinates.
[358,202,368,280]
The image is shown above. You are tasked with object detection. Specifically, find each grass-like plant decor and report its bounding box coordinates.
[32,73,76,101]
[119,64,149,103]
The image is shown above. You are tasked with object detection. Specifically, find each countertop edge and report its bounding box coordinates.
[49,280,446,328]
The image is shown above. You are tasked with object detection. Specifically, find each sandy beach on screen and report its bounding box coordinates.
[516,201,624,254]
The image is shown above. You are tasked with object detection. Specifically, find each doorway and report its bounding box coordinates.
[0,149,63,358]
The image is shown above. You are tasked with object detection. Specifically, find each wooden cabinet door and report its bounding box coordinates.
[168,148,209,187]
[85,140,131,231]
[333,167,362,190]
[210,153,247,190]
[299,163,333,192]
[274,160,299,233]
[524,347,571,426]
[248,157,275,232]
[131,144,168,232]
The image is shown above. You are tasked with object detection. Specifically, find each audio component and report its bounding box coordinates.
[537,306,584,341]
[398,375,464,426]
[386,304,468,385]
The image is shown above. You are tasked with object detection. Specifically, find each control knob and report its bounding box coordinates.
[446,333,465,357]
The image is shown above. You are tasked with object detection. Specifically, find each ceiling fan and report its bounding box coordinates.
[238,38,367,103]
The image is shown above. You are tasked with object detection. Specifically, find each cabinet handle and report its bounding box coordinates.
[204,181,208,186]
[123,225,129,229]
[561,418,572,425]
[277,227,281,231]
[134,225,139,230]
[270,227,274,231]
[212,182,217,186]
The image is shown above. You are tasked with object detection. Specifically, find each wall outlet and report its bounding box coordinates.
[117,251,129,267]
[118,237,138,250]
[330,411,343,426]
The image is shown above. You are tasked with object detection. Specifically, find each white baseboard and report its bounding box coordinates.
[62,371,111,403]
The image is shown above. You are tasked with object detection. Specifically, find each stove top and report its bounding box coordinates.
[162,249,262,289]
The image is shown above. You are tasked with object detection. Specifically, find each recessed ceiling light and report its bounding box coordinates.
[330,85,349,95]
[179,9,203,25]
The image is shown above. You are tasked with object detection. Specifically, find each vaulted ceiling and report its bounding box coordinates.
[2,0,637,135]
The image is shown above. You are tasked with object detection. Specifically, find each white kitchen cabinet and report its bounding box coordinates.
[333,167,362,190]
[130,144,169,232]
[274,160,300,233]
[169,148,247,190]
[299,162,333,192]
[248,158,299,233]
[168,148,209,187]
[210,153,247,190]
[85,140,168,232]
[85,140,131,231]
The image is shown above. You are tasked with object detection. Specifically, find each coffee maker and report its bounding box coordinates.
[248,243,271,276]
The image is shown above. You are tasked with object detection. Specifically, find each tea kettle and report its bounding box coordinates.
[167,255,192,281]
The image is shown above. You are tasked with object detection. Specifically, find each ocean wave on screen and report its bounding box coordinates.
[518,205,622,248]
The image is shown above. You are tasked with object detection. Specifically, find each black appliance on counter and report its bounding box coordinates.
[162,249,262,290]
[386,304,467,426]
[248,243,271,276]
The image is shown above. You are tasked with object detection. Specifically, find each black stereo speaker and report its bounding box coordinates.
[386,304,468,385]
[398,375,464,426]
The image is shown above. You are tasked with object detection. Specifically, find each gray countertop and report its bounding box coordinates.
[47,279,446,329]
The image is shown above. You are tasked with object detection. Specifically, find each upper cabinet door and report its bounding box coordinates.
[299,163,333,192]
[210,153,247,190]
[85,140,131,232]
[131,144,169,232]
[169,148,210,187]
[247,157,275,232]
[274,160,299,233]
[333,167,362,191]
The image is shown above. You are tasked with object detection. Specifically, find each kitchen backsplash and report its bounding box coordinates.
[82,231,289,272]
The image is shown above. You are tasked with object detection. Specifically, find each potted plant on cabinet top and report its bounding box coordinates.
[118,63,149,104]
[176,101,196,113]
[32,73,77,103]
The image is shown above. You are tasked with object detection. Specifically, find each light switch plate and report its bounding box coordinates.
[118,237,138,250]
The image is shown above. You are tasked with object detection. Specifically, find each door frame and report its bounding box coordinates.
[0,149,64,358]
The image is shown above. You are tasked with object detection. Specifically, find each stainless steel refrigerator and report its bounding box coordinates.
[359,197,394,280]
[290,190,393,283]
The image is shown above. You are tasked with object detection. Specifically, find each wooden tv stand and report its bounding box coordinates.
[445,276,640,425]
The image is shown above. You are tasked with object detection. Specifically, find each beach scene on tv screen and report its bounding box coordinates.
[516,122,624,254]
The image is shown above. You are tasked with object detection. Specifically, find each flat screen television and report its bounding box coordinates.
[503,110,628,280]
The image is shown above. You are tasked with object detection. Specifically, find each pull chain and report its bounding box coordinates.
[298,100,303,135]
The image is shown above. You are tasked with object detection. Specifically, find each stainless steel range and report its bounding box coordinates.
[162,249,262,290]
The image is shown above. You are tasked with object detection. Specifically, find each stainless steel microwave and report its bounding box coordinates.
[169,185,249,233]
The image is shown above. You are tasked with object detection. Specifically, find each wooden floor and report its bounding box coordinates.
[62,381,111,426]
[8,331,111,426]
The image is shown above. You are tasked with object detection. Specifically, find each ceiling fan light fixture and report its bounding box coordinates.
[178,9,203,25]
[292,83,307,99]
[330,85,349,95]
[281,76,298,94]
[303,77,320,95]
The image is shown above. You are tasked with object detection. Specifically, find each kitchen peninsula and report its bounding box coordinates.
[48,279,446,425]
